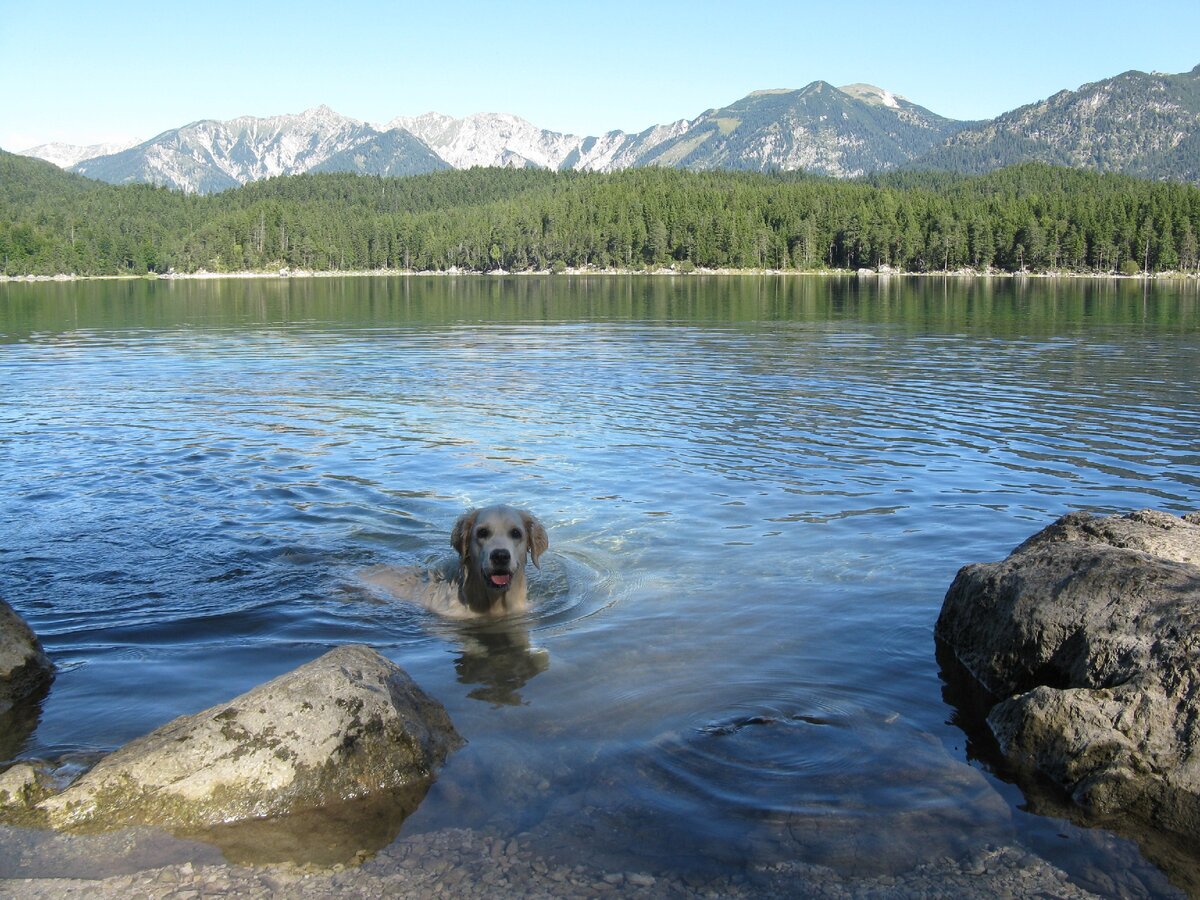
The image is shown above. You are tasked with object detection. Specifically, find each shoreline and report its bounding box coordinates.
[2,265,1198,284]
[0,822,1106,899]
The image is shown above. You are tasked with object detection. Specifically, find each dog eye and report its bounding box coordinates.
[509,528,523,540]
[476,527,491,540]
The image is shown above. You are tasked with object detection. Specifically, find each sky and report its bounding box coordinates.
[3,0,1199,151]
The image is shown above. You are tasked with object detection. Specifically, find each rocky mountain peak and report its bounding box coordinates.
[17,63,1200,193]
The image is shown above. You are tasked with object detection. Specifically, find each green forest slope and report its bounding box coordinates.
[3,150,1199,276]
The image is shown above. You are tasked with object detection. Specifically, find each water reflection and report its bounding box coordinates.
[1,274,1196,342]
[358,565,554,707]
[0,684,50,764]
[187,782,433,867]
[452,622,550,707]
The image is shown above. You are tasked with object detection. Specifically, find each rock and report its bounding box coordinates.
[0,599,54,709]
[936,509,1200,838]
[36,644,462,831]
[0,753,107,824]
[0,763,47,810]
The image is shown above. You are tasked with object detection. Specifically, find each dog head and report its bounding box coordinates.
[451,505,548,594]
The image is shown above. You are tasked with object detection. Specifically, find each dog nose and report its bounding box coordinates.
[490,548,511,567]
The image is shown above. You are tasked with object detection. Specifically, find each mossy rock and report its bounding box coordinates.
[35,645,462,831]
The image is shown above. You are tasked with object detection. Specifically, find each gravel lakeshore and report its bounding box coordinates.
[0,825,1118,899]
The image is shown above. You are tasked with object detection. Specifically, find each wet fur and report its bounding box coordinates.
[363,505,548,619]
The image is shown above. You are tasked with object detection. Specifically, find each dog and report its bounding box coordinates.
[363,505,548,619]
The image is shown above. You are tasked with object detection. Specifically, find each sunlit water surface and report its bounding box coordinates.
[1,276,1198,894]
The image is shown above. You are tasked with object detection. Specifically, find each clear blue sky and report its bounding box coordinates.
[3,0,1199,151]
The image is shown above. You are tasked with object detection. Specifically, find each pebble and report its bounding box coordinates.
[0,828,1120,900]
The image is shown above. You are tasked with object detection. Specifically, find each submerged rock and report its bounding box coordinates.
[936,509,1200,839]
[34,644,462,831]
[0,599,54,709]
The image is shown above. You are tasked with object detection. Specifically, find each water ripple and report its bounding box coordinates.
[1,276,1198,887]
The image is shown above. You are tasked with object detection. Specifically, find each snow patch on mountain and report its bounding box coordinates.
[21,139,140,169]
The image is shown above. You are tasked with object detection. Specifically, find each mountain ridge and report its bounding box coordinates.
[17,82,960,192]
[15,64,1200,192]
[910,64,1200,181]
[71,106,382,194]
[19,138,140,170]
[628,81,964,176]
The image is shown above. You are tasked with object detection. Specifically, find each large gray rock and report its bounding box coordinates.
[936,509,1200,838]
[0,599,54,710]
[33,644,462,831]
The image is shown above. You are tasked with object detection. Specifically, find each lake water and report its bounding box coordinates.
[2,275,1198,894]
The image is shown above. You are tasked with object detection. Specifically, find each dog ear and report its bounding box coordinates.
[451,509,477,561]
[522,511,549,568]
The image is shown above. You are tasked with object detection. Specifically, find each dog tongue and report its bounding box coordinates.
[490,573,512,588]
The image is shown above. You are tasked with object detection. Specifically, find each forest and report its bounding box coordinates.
[2,149,1200,277]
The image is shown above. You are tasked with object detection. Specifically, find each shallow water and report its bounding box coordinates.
[2,275,1198,893]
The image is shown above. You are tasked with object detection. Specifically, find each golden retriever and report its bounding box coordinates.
[363,505,548,619]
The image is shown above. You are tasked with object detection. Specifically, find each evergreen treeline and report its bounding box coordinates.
[3,149,1200,277]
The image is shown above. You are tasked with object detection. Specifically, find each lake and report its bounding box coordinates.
[2,275,1198,894]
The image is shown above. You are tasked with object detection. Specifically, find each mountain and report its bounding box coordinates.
[385,111,692,172]
[625,82,966,177]
[20,84,959,192]
[389,111,595,169]
[15,64,1200,192]
[391,84,961,177]
[912,64,1200,181]
[69,106,446,193]
[18,139,139,170]
[0,146,107,206]
[309,127,450,177]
